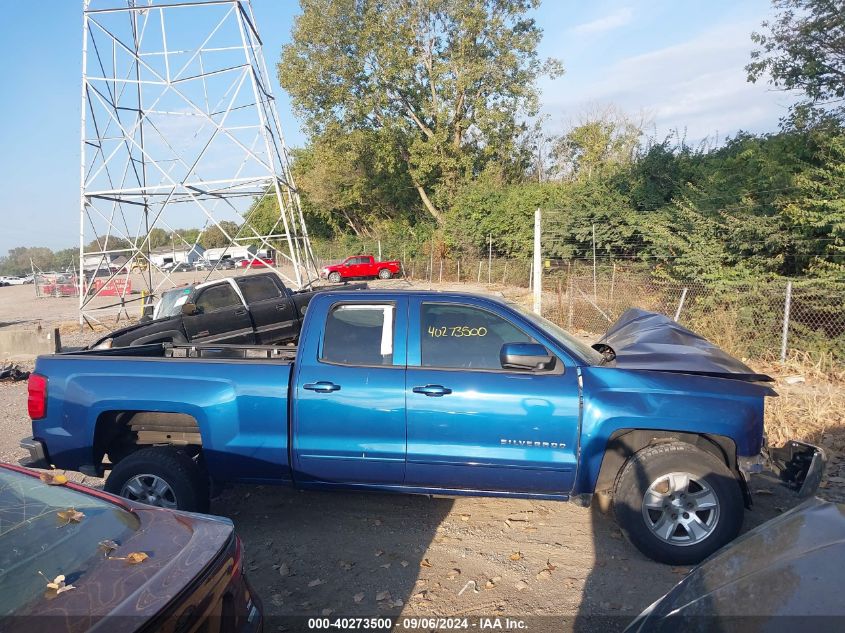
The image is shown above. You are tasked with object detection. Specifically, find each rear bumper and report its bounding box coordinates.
[740,439,827,498]
[18,436,50,470]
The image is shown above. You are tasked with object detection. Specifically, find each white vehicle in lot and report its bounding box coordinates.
[0,276,27,285]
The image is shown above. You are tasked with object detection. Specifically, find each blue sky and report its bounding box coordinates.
[0,0,797,255]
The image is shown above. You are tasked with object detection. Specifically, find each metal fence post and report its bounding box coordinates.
[781,280,793,363]
[439,259,443,284]
[533,207,542,314]
[477,261,482,283]
[457,259,460,282]
[674,287,688,322]
[487,235,492,285]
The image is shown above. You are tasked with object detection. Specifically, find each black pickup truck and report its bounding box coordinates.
[90,272,363,349]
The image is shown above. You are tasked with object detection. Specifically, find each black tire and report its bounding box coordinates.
[328,272,341,283]
[105,446,210,513]
[378,268,392,279]
[613,441,743,565]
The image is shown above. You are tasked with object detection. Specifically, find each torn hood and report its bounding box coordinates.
[593,308,772,382]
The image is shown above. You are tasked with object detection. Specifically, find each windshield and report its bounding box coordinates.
[0,468,139,615]
[510,302,605,365]
[153,286,193,319]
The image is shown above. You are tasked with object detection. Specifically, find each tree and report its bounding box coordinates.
[199,221,240,249]
[550,107,644,180]
[279,0,561,224]
[747,0,845,111]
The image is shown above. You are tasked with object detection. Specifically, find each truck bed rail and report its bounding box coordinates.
[163,343,298,360]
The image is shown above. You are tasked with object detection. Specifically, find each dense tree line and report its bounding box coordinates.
[278,0,845,282]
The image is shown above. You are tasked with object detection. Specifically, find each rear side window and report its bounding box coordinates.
[420,303,534,370]
[322,304,395,366]
[237,276,281,303]
[195,284,240,312]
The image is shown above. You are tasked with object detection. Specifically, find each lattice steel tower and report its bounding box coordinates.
[80,0,316,325]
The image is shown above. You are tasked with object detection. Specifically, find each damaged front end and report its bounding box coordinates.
[739,439,827,498]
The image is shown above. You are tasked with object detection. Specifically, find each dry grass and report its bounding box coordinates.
[751,353,845,456]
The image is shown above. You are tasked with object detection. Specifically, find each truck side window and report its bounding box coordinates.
[195,284,240,312]
[322,304,395,366]
[237,276,281,303]
[420,303,534,370]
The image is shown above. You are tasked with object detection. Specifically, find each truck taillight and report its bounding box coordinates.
[28,374,47,420]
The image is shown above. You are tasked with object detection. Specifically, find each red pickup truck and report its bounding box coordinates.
[321,254,402,282]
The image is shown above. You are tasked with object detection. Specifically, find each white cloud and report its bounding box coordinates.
[571,8,634,35]
[541,19,800,142]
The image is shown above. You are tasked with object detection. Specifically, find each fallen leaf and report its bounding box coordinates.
[39,572,76,596]
[278,563,290,577]
[98,540,119,556]
[514,580,529,591]
[353,592,365,603]
[380,563,391,569]
[375,590,391,601]
[545,559,557,571]
[458,580,479,596]
[392,599,404,607]
[413,591,428,601]
[420,558,432,568]
[460,514,470,521]
[374,549,384,557]
[536,569,552,581]
[321,608,333,616]
[56,508,84,526]
[485,579,496,589]
[125,552,149,565]
[39,472,68,486]
[446,568,461,579]
[509,552,523,561]
[307,579,323,588]
[400,560,409,567]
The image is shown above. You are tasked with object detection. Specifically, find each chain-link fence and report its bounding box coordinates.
[539,261,845,365]
[311,235,845,366]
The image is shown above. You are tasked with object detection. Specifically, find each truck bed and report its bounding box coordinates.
[33,344,295,482]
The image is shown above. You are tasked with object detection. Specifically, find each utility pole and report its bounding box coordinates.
[592,223,597,300]
[533,208,542,315]
[487,234,492,285]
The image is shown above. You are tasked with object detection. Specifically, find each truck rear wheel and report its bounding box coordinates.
[328,272,341,283]
[612,441,743,565]
[105,446,210,513]
[378,268,392,279]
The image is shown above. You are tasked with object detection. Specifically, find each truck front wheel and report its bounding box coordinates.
[613,441,743,565]
[328,272,341,283]
[104,446,210,513]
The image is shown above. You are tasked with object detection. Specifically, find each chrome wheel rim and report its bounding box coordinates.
[120,474,178,509]
[641,471,719,546]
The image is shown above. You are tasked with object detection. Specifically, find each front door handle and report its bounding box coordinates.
[413,384,452,397]
[303,381,341,393]
[234,308,247,316]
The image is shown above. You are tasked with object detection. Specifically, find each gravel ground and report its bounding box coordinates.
[1,279,842,630]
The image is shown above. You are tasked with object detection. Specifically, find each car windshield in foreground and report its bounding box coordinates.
[0,468,139,616]
[154,287,193,319]
[510,302,605,365]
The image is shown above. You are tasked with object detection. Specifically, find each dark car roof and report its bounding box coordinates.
[0,464,233,628]
[627,498,845,631]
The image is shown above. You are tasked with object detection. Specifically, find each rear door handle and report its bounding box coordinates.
[412,384,452,397]
[234,308,247,316]
[275,304,287,310]
[303,381,341,393]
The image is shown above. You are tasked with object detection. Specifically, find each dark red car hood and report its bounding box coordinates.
[2,469,234,632]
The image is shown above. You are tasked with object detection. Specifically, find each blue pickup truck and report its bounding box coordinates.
[20,290,824,564]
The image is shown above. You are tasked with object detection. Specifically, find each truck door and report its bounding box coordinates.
[183,282,255,344]
[292,297,407,484]
[236,275,298,344]
[405,298,580,494]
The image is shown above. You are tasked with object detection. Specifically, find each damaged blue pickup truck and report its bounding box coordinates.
[20,290,824,564]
